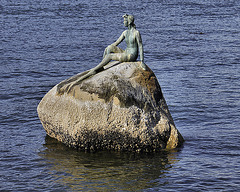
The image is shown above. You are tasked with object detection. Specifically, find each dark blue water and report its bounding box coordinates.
[1,0,240,191]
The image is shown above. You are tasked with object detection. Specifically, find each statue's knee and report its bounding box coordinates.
[104,45,111,54]
[107,45,113,51]
[108,44,117,52]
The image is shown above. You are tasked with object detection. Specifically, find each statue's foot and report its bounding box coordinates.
[66,84,74,93]
[65,69,98,94]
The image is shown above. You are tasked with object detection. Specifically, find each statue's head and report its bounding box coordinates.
[123,14,135,27]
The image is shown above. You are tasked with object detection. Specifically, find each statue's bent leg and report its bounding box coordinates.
[81,53,124,79]
[92,54,114,72]
[103,45,124,59]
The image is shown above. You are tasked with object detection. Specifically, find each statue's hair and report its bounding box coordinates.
[128,15,136,28]
[123,14,136,28]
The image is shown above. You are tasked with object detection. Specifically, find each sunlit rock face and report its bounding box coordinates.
[37,61,184,152]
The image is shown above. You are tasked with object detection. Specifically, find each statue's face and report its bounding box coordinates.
[124,17,128,27]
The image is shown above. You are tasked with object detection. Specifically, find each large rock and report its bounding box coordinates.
[37,61,184,152]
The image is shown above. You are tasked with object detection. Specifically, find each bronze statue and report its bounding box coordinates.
[75,14,146,80]
[58,14,147,93]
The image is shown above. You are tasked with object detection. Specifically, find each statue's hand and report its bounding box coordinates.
[140,61,147,70]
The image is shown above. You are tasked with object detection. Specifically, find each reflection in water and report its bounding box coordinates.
[39,136,181,191]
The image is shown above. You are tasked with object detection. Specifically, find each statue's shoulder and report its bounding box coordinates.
[134,29,140,34]
[134,29,142,38]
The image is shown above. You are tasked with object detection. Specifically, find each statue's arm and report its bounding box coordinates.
[112,31,126,46]
[136,31,144,63]
[136,30,147,70]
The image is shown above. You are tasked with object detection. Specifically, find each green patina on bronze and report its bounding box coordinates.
[57,14,147,94]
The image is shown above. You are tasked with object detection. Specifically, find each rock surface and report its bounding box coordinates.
[37,61,184,152]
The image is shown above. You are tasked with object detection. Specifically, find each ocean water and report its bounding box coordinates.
[1,0,240,191]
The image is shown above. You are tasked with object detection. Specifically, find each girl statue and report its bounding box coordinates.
[69,14,146,88]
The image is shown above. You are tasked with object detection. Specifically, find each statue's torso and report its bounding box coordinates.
[124,29,138,57]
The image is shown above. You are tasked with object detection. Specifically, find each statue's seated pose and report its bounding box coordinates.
[68,14,146,89]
